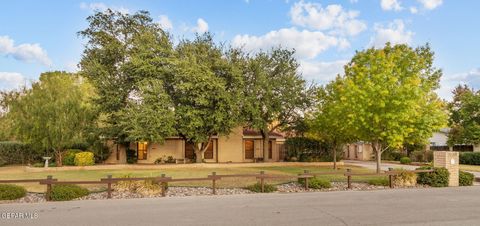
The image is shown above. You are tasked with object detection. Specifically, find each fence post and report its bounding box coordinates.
[304,170,309,190]
[107,175,112,199]
[260,171,265,193]
[388,168,394,188]
[161,174,167,197]
[346,169,352,189]
[45,175,53,201]
[212,172,217,195]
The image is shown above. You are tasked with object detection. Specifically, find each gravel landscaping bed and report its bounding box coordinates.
[1,182,430,204]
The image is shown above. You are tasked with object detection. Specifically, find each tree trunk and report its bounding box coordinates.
[261,129,270,162]
[333,145,337,170]
[54,149,63,167]
[372,142,382,173]
[195,150,204,163]
[193,139,211,163]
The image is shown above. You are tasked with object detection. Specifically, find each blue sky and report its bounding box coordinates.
[0,0,479,100]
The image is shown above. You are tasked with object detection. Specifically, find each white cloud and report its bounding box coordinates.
[193,18,209,33]
[0,72,25,90]
[410,7,418,14]
[381,0,403,11]
[0,36,51,66]
[80,2,130,14]
[417,0,443,10]
[232,27,341,59]
[290,1,367,36]
[438,68,480,100]
[368,20,414,48]
[158,15,173,30]
[300,60,348,82]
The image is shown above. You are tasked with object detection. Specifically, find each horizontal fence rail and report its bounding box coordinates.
[0,168,434,201]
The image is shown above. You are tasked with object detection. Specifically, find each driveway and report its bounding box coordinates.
[344,160,418,171]
[2,187,480,226]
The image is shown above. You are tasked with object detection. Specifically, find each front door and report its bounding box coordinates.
[137,142,148,160]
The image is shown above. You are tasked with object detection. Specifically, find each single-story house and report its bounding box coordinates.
[104,127,286,164]
[343,142,373,161]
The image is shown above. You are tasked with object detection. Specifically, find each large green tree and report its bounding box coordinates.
[243,48,312,161]
[7,72,95,166]
[79,9,174,142]
[338,43,446,172]
[308,77,353,169]
[448,85,480,146]
[168,34,244,162]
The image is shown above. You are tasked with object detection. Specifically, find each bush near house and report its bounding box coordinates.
[459,171,474,186]
[50,185,89,201]
[246,183,277,193]
[74,152,95,166]
[382,150,406,161]
[400,157,412,164]
[0,184,27,200]
[416,166,449,187]
[459,152,480,165]
[63,149,82,166]
[0,141,39,165]
[285,137,341,162]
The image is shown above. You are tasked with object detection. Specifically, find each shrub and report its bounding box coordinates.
[32,162,44,167]
[298,177,331,189]
[285,137,341,162]
[74,152,94,166]
[246,182,277,193]
[136,179,163,196]
[367,178,389,186]
[0,156,6,167]
[425,150,434,162]
[50,184,89,201]
[416,166,449,187]
[393,171,417,187]
[115,174,137,192]
[459,171,474,186]
[0,141,39,165]
[89,140,111,163]
[382,150,406,161]
[126,149,137,164]
[400,157,412,164]
[0,184,27,200]
[460,152,480,165]
[63,149,82,166]
[410,151,426,162]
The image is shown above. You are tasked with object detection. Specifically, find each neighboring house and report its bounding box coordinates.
[344,142,373,161]
[427,128,480,152]
[104,127,286,164]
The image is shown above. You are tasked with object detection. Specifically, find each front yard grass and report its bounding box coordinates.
[0,164,382,192]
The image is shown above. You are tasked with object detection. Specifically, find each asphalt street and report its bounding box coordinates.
[1,186,480,226]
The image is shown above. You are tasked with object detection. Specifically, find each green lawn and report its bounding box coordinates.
[0,165,382,192]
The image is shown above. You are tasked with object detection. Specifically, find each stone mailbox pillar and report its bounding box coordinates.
[433,151,459,187]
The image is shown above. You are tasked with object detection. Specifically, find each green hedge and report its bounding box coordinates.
[0,141,39,165]
[0,184,27,200]
[298,177,332,189]
[285,137,341,162]
[416,166,449,187]
[50,185,89,201]
[400,157,411,164]
[74,152,95,166]
[459,171,474,186]
[246,183,277,193]
[459,152,480,165]
[63,149,82,166]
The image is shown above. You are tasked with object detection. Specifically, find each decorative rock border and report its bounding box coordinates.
[0,182,429,204]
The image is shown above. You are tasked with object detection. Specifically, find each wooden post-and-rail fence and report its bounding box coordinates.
[0,168,434,201]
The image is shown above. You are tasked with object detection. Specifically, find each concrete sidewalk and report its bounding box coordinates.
[2,186,480,226]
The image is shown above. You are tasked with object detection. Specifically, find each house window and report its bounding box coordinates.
[116,144,120,160]
[245,140,254,159]
[137,142,148,160]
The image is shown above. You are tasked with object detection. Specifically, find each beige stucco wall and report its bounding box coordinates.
[218,127,244,163]
[104,140,127,164]
[344,143,373,161]
[137,139,184,164]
